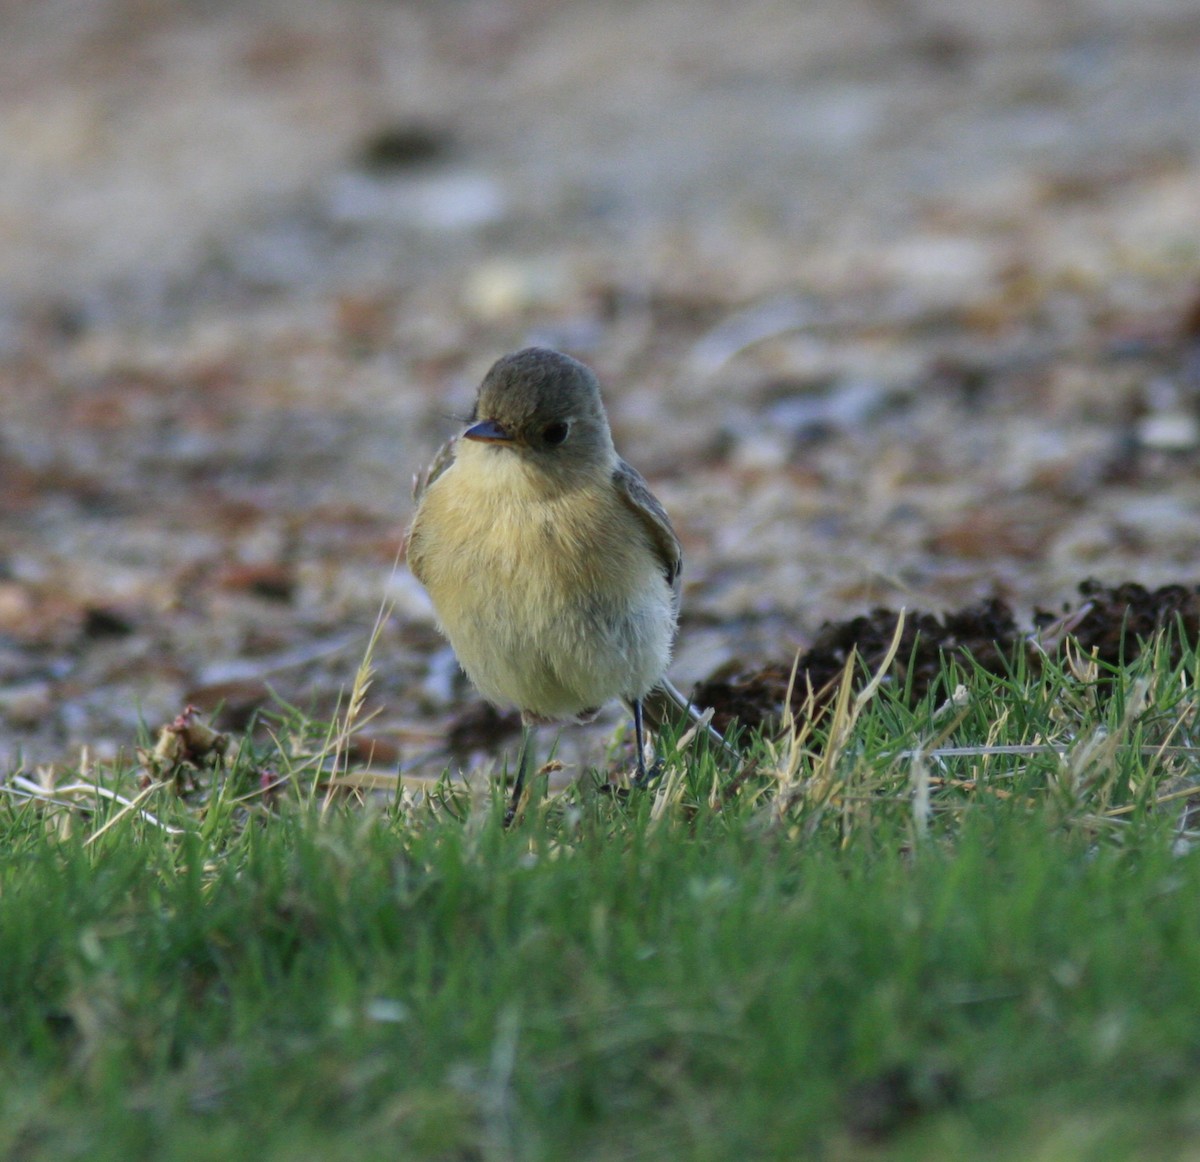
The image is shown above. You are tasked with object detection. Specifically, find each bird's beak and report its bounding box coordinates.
[463,418,514,444]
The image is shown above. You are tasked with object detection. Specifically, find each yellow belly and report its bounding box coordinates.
[408,455,676,720]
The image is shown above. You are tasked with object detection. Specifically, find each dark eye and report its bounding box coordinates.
[542,421,570,446]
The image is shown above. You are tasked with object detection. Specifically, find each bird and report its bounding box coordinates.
[407,346,707,818]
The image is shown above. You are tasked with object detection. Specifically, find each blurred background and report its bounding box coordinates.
[2,0,1199,773]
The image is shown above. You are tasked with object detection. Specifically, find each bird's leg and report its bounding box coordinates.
[504,723,536,825]
[630,698,662,789]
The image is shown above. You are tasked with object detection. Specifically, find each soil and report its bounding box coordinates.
[693,580,1200,736]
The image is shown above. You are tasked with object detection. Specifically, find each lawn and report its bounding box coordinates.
[3,631,1200,1160]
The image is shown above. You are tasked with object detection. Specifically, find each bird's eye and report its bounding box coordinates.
[542,421,570,446]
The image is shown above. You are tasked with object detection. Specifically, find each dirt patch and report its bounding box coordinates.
[692,580,1200,735]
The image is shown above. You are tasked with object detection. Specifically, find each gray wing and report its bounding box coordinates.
[411,436,458,503]
[407,436,460,585]
[613,457,682,595]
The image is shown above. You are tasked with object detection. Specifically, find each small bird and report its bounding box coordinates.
[407,347,696,816]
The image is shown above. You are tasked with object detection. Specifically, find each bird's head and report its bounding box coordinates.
[462,348,615,480]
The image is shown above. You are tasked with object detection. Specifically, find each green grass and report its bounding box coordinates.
[4,630,1200,1160]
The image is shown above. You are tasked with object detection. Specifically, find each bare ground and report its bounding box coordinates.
[2,0,1199,779]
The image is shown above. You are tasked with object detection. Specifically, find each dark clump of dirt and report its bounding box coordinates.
[843,1064,961,1144]
[445,701,522,757]
[687,660,801,738]
[691,596,1023,735]
[693,580,1200,735]
[1034,579,1200,670]
[355,123,453,172]
[803,596,1020,703]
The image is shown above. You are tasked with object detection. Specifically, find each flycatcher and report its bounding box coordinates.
[407,347,688,813]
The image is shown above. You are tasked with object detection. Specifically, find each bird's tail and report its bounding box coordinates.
[638,679,740,760]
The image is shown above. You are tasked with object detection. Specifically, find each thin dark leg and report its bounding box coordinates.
[504,724,535,825]
[631,698,650,787]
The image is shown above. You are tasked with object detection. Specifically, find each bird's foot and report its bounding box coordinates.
[631,757,664,791]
